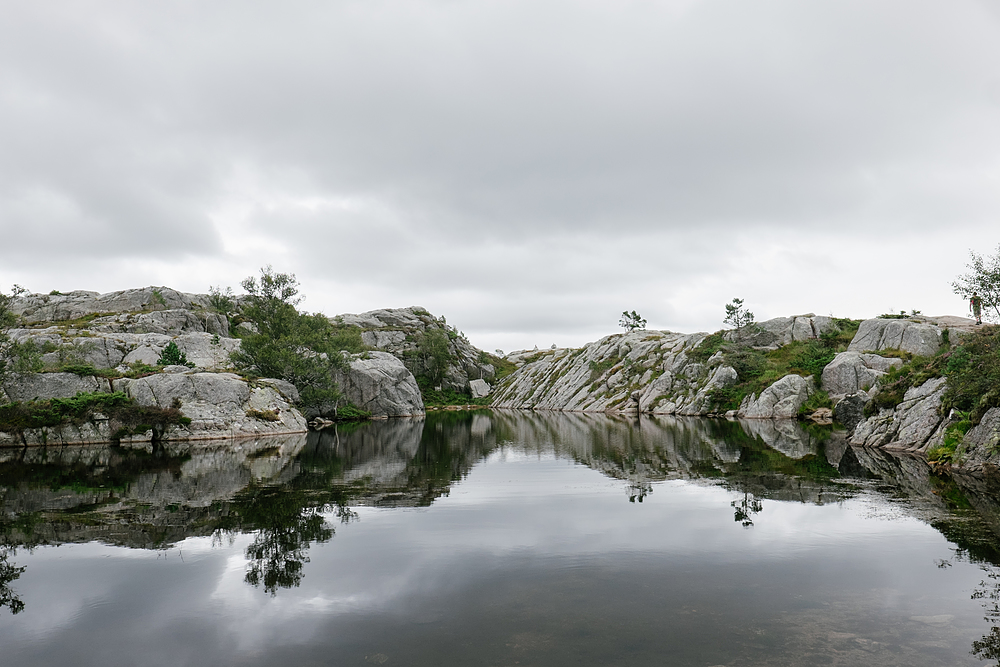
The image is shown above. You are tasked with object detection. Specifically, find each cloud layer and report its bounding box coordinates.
[2,1,999,350]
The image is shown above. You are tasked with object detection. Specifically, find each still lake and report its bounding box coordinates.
[3,411,1000,666]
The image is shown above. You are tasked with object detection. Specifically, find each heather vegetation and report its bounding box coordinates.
[0,391,190,441]
[690,318,861,413]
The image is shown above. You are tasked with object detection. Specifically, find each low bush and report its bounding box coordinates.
[927,413,973,464]
[246,408,281,422]
[0,391,190,440]
[941,325,1000,424]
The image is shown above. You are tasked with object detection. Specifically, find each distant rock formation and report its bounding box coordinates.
[334,306,496,397]
[2,287,430,445]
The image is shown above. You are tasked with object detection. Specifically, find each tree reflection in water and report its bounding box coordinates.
[0,546,25,614]
[731,491,763,528]
[215,482,358,596]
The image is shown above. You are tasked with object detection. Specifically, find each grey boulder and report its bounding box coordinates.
[330,351,424,419]
[738,374,813,419]
[848,319,943,357]
[821,352,903,397]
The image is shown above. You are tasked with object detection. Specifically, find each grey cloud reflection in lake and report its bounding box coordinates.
[3,413,1000,665]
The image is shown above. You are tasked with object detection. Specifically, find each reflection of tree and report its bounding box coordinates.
[217,482,357,596]
[972,568,1000,663]
[0,546,25,614]
[732,491,763,528]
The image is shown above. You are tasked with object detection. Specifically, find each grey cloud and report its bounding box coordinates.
[1,1,998,347]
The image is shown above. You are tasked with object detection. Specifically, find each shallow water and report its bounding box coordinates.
[3,412,1000,666]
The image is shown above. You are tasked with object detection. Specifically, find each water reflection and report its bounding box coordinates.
[5,412,1000,664]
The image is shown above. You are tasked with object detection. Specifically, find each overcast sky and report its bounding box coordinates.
[1,1,999,352]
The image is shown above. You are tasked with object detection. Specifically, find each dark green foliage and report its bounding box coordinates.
[941,325,1000,423]
[725,346,767,380]
[788,344,836,380]
[230,267,349,410]
[588,354,621,384]
[485,352,517,381]
[818,318,862,350]
[866,356,943,415]
[327,325,367,354]
[417,328,451,385]
[0,285,28,385]
[157,341,194,367]
[798,390,833,417]
[335,403,373,421]
[699,320,860,413]
[416,377,491,407]
[688,333,726,363]
[0,548,25,614]
[927,413,973,464]
[0,391,191,439]
[58,362,160,380]
[723,297,754,331]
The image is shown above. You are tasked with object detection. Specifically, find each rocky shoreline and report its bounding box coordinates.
[2,285,996,476]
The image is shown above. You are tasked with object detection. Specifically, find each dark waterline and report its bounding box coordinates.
[3,412,1000,666]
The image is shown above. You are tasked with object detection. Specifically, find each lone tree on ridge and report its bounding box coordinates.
[724,298,755,333]
[953,245,1000,323]
[619,310,647,333]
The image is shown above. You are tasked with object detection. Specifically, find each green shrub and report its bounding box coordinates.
[157,341,194,367]
[0,391,190,439]
[798,390,833,418]
[941,326,1000,423]
[588,355,621,384]
[687,333,726,363]
[336,403,373,420]
[927,413,973,464]
[866,355,943,415]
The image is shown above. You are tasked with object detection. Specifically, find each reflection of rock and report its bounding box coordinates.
[851,378,947,452]
[736,418,822,459]
[0,433,308,549]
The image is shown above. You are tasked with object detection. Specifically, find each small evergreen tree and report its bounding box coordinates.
[619,310,647,332]
[157,341,194,367]
[724,298,755,332]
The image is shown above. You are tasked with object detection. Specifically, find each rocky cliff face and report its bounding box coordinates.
[334,306,496,396]
[2,287,429,445]
[493,315,833,418]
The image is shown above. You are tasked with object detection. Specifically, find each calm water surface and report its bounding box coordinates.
[3,411,1000,666]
